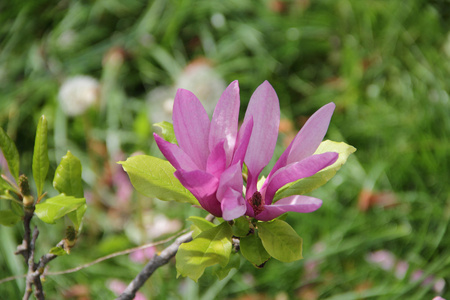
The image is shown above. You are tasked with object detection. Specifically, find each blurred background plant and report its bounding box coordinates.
[1,0,449,299]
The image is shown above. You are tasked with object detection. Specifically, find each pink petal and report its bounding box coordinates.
[270,103,335,177]
[217,163,246,220]
[221,188,246,221]
[217,163,243,200]
[174,169,222,216]
[209,81,240,166]
[264,152,338,204]
[256,195,323,221]
[231,116,253,166]
[206,140,227,178]
[243,81,280,195]
[173,89,211,170]
[154,133,198,171]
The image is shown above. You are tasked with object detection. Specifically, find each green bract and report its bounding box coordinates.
[153,121,177,144]
[119,155,198,205]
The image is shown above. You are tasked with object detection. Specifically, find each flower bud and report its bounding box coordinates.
[19,175,34,207]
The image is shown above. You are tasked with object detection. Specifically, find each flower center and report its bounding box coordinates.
[248,191,264,216]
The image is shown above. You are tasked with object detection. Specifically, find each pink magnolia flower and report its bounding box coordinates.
[154,81,253,220]
[155,80,338,221]
[241,81,338,221]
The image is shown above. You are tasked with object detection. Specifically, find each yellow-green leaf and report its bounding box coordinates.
[258,219,303,262]
[35,194,85,224]
[176,222,232,282]
[240,233,271,267]
[187,216,216,238]
[0,210,21,226]
[119,155,198,205]
[32,115,49,197]
[0,127,20,183]
[53,151,84,198]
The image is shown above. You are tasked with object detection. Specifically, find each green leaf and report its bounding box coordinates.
[32,115,49,197]
[53,151,84,198]
[119,155,198,205]
[213,253,240,280]
[188,216,216,238]
[0,210,21,226]
[176,222,233,282]
[240,233,271,267]
[49,246,67,256]
[10,200,24,217]
[153,121,177,144]
[257,220,303,262]
[35,194,86,224]
[68,203,87,230]
[0,127,20,183]
[274,140,356,201]
[232,216,251,237]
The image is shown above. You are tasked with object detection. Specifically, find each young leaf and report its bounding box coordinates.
[35,194,86,224]
[240,233,271,267]
[32,115,49,197]
[0,127,20,183]
[10,200,24,217]
[53,151,84,198]
[232,216,251,237]
[68,203,87,230]
[0,210,21,226]
[257,219,303,262]
[119,155,198,205]
[176,222,232,282]
[187,216,216,238]
[49,246,67,256]
[213,253,240,280]
[274,140,356,201]
[154,121,177,144]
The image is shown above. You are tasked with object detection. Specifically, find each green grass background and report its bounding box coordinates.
[0,0,449,299]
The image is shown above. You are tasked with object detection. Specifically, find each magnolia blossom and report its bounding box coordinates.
[154,81,253,220]
[238,82,338,221]
[155,81,338,221]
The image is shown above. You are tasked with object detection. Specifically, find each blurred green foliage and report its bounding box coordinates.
[0,0,449,299]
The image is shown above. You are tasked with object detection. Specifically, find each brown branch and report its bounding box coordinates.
[115,231,193,300]
[116,214,215,300]
[45,230,187,276]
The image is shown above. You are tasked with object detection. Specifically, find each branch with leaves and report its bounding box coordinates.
[0,116,86,299]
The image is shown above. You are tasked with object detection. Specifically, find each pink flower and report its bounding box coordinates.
[154,81,253,220]
[242,81,338,221]
[155,81,337,221]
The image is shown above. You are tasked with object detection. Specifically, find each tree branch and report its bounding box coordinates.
[116,214,215,300]
[115,231,193,300]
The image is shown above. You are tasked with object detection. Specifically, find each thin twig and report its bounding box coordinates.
[115,231,193,300]
[45,229,188,276]
[1,230,188,285]
[116,214,215,300]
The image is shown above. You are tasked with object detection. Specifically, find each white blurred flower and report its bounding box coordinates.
[147,59,225,123]
[175,59,225,115]
[147,86,175,123]
[58,75,99,116]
